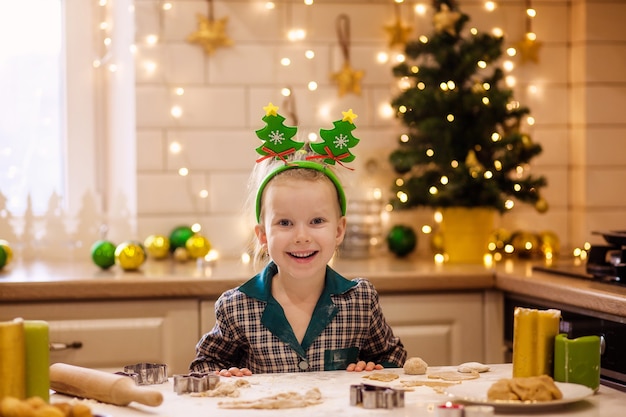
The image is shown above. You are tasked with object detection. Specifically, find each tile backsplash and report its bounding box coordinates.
[132,0,626,259]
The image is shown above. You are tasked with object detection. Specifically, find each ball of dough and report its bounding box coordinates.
[403,357,428,375]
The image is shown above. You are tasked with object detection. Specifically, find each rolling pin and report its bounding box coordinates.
[50,363,163,407]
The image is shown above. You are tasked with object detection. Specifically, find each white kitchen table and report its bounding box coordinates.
[51,364,626,417]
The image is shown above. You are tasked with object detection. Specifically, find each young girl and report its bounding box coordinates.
[190,105,406,376]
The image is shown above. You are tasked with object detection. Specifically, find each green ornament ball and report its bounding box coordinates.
[387,225,417,257]
[91,240,116,269]
[169,226,195,251]
[0,245,6,269]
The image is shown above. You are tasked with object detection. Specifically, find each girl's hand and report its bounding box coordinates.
[346,361,384,372]
[215,367,253,377]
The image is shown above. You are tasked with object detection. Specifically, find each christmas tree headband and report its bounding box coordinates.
[254,102,360,222]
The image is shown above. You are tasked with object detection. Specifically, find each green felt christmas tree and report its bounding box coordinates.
[310,109,360,167]
[255,102,302,162]
[388,0,547,214]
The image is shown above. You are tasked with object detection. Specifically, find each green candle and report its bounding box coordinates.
[24,320,50,401]
[554,333,601,391]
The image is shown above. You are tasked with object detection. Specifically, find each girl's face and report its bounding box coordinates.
[255,176,346,282]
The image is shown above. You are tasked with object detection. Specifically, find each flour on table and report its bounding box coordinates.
[192,379,251,398]
[218,388,323,409]
[428,371,480,381]
[362,372,399,382]
[400,380,460,394]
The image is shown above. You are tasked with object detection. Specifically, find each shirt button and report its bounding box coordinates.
[298,360,309,370]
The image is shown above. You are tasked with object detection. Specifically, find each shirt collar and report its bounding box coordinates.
[239,261,357,300]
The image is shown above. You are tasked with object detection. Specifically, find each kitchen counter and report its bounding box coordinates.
[51,364,626,417]
[0,257,496,302]
[1,257,625,321]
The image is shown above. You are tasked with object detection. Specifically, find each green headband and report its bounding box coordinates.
[255,161,347,223]
[254,102,359,223]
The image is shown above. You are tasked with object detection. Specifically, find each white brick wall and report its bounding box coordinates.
[132,0,626,259]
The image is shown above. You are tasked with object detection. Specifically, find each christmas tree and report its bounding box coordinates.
[388,0,547,214]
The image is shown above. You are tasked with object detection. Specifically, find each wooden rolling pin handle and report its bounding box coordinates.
[50,363,163,407]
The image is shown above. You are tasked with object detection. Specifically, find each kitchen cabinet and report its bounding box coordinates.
[199,290,505,366]
[0,299,199,375]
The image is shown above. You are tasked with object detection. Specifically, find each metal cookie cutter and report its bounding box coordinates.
[350,383,405,409]
[173,372,220,395]
[117,362,168,385]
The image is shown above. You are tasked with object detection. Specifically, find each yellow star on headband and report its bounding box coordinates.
[342,109,358,124]
[263,102,279,116]
[186,14,234,55]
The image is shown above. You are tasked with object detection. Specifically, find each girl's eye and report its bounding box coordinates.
[311,217,325,225]
[278,219,291,226]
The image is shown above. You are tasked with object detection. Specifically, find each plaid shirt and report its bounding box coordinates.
[190,262,407,374]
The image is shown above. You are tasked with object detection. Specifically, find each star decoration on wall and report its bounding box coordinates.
[384,18,413,48]
[433,4,462,36]
[186,14,234,55]
[515,37,543,64]
[331,63,364,97]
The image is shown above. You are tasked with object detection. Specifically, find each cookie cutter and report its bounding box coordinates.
[116,363,168,385]
[350,383,405,409]
[173,372,220,395]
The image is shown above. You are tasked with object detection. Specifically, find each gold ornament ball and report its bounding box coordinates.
[488,228,513,253]
[539,230,560,256]
[173,246,190,262]
[186,234,211,259]
[144,234,170,259]
[0,239,13,266]
[535,197,549,213]
[115,241,146,271]
[430,230,444,253]
[511,231,539,258]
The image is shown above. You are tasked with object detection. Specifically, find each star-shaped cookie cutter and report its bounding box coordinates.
[173,372,220,395]
[117,363,168,385]
[350,383,405,409]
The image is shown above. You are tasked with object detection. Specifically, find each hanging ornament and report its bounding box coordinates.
[511,231,539,258]
[535,197,549,213]
[433,3,462,36]
[387,225,417,257]
[384,3,412,49]
[144,234,171,259]
[91,240,117,270]
[186,0,234,55]
[514,1,542,64]
[465,149,485,177]
[115,241,146,271]
[330,14,364,97]
[186,234,212,259]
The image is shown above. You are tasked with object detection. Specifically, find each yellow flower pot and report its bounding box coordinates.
[440,207,495,264]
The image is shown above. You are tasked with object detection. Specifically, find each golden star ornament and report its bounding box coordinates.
[384,18,413,48]
[331,63,364,97]
[433,4,461,36]
[187,14,234,55]
[515,36,543,64]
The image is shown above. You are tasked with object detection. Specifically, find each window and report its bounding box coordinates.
[0,1,63,215]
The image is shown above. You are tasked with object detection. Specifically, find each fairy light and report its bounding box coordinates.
[178,167,189,176]
[175,87,185,95]
[305,50,315,59]
[414,3,427,15]
[307,81,318,91]
[280,57,291,66]
[169,141,182,154]
[485,1,496,12]
[170,106,183,118]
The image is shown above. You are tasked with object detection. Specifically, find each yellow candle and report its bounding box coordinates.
[24,320,50,402]
[0,318,26,399]
[512,307,561,377]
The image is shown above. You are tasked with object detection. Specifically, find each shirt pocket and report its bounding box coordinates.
[324,346,359,371]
